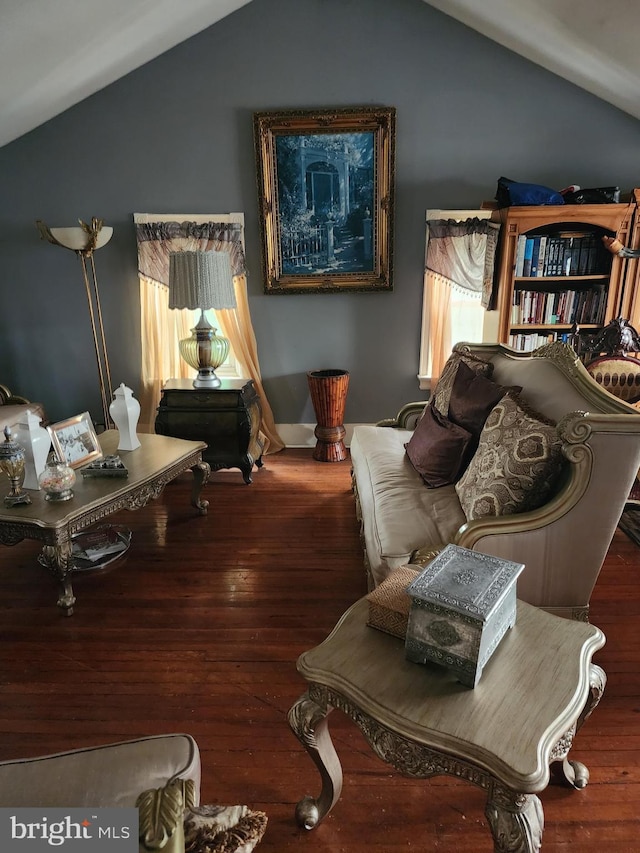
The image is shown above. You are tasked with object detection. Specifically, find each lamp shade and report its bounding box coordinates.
[168,251,236,310]
[47,226,113,252]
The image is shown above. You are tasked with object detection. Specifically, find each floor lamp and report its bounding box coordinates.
[36,218,114,429]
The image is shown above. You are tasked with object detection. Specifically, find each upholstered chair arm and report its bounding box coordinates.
[454,412,640,619]
[137,778,197,853]
[376,401,429,430]
[0,384,30,406]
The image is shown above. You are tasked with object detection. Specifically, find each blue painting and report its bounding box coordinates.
[254,107,395,293]
[275,132,375,276]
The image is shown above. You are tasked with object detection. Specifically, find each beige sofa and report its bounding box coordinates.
[350,341,640,620]
[0,734,201,852]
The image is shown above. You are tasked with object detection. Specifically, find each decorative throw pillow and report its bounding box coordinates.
[405,400,473,488]
[447,360,520,439]
[455,393,564,520]
[432,351,494,418]
[184,804,268,853]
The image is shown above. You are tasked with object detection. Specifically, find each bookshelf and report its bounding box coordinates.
[492,202,636,353]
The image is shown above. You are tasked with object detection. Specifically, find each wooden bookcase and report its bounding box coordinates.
[492,201,636,352]
[620,188,640,329]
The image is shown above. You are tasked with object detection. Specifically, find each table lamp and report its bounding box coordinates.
[168,250,236,388]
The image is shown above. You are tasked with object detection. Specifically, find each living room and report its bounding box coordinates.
[1,0,639,850]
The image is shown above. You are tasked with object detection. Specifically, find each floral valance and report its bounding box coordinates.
[426,217,500,308]
[135,219,247,286]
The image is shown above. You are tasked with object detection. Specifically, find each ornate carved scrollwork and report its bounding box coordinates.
[485,791,544,853]
[534,342,581,376]
[308,684,493,791]
[577,664,607,731]
[0,524,27,546]
[549,724,576,762]
[288,691,331,752]
[288,690,342,830]
[137,777,196,852]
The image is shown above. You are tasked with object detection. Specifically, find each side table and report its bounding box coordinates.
[155,378,264,484]
[288,597,606,852]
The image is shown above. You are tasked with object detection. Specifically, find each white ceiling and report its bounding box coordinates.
[1,0,639,150]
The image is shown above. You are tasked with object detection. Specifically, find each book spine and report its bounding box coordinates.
[536,236,548,277]
[522,238,534,277]
[569,237,582,276]
[530,237,541,277]
[514,235,526,276]
[546,237,559,276]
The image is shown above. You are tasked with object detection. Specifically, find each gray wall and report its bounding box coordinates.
[2,0,640,428]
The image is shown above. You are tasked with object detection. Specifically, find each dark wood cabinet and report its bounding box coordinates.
[155,378,263,483]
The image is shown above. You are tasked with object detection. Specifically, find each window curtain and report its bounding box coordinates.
[424,217,500,382]
[134,214,284,454]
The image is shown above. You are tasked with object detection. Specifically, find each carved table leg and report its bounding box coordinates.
[485,787,544,853]
[551,663,607,790]
[39,539,76,616]
[287,690,343,830]
[190,462,210,515]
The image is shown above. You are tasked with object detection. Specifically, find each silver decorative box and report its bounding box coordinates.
[405,544,524,688]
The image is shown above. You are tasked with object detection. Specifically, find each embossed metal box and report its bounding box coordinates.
[405,544,525,688]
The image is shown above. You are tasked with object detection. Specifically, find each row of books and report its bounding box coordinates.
[511,287,608,326]
[514,232,610,278]
[508,331,578,351]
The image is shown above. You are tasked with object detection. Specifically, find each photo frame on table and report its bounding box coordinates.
[254,106,396,294]
[48,412,102,469]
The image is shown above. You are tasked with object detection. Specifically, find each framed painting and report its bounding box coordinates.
[254,106,396,293]
[48,412,102,469]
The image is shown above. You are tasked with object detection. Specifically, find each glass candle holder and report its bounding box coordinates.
[38,456,76,502]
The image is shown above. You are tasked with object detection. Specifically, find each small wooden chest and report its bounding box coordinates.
[405,544,524,688]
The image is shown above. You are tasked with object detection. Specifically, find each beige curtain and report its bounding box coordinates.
[424,270,453,383]
[134,214,284,454]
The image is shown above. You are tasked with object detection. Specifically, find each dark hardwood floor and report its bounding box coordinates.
[0,449,638,851]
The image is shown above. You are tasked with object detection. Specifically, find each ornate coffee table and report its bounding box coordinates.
[288,597,606,852]
[0,431,210,615]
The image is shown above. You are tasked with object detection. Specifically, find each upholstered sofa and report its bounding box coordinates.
[350,341,640,620]
[0,383,46,432]
[0,734,201,852]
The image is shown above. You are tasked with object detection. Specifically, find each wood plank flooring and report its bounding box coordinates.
[0,449,638,851]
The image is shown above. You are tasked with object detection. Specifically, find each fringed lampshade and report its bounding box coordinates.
[168,251,236,388]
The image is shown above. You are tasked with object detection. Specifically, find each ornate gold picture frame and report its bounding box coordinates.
[48,412,102,469]
[254,106,396,294]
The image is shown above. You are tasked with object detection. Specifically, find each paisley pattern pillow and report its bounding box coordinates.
[432,351,494,418]
[455,393,564,520]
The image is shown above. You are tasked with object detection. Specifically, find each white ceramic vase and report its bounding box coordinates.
[13,409,51,489]
[109,383,141,451]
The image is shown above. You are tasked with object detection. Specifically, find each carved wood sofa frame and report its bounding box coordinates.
[353,341,640,621]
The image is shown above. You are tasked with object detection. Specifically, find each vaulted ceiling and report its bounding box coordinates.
[1,0,639,149]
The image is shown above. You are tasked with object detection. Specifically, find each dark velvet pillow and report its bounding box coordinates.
[405,401,473,488]
[432,351,494,418]
[447,360,521,441]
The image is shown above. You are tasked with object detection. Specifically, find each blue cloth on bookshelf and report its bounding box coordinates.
[496,177,564,208]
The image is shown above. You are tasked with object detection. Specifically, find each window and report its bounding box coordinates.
[418,210,497,391]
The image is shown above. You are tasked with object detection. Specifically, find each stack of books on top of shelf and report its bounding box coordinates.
[515,233,611,277]
[511,286,608,326]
